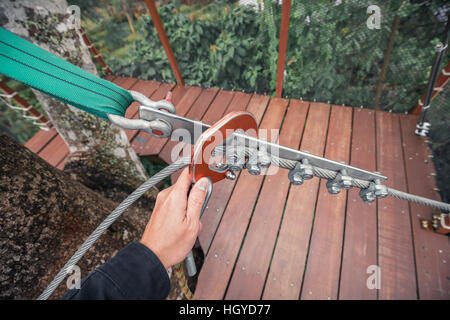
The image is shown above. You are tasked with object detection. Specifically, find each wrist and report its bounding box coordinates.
[140,240,169,269]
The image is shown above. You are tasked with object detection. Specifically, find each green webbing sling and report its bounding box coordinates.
[0,27,133,119]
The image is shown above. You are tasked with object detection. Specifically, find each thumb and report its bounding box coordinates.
[186,177,211,223]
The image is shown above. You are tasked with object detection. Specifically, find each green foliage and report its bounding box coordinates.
[92,0,448,114]
[0,76,42,144]
[108,1,271,92]
[140,156,172,188]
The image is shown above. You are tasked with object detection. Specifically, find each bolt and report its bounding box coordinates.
[326,180,341,194]
[257,150,271,168]
[225,171,236,180]
[246,161,261,175]
[290,172,304,185]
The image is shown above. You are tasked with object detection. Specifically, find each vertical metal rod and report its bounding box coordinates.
[415,15,449,135]
[275,0,291,98]
[185,177,213,277]
[144,0,185,86]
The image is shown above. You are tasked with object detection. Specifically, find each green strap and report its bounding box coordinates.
[0,27,133,119]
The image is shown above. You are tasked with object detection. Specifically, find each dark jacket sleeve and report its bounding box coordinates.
[62,242,170,300]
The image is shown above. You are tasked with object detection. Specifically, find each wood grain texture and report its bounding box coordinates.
[195,97,287,300]
[262,102,330,300]
[339,108,377,300]
[399,115,449,299]
[24,128,58,154]
[37,135,69,167]
[103,75,116,82]
[225,99,307,299]
[300,105,352,300]
[376,111,417,300]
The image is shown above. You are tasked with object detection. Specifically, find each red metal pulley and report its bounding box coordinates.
[189,111,258,184]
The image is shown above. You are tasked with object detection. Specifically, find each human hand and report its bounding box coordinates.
[140,168,211,269]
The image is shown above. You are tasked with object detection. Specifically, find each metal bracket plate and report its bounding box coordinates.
[138,105,387,182]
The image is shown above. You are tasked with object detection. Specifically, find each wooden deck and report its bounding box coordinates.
[25,76,450,300]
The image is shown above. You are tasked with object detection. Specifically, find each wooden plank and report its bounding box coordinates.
[24,128,58,154]
[399,114,450,299]
[339,108,377,300]
[195,97,287,300]
[158,87,219,164]
[245,94,271,126]
[113,76,138,89]
[225,99,308,299]
[103,74,116,82]
[376,111,417,299]
[198,93,268,253]
[111,76,129,87]
[132,85,190,156]
[262,102,330,300]
[123,80,161,140]
[300,105,352,300]
[130,83,176,155]
[56,157,67,170]
[201,90,235,124]
[37,135,69,167]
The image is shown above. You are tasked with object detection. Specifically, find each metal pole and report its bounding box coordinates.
[275,0,291,98]
[144,0,185,86]
[415,15,450,136]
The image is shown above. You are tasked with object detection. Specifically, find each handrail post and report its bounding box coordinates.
[144,0,184,86]
[414,15,449,136]
[275,0,291,98]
